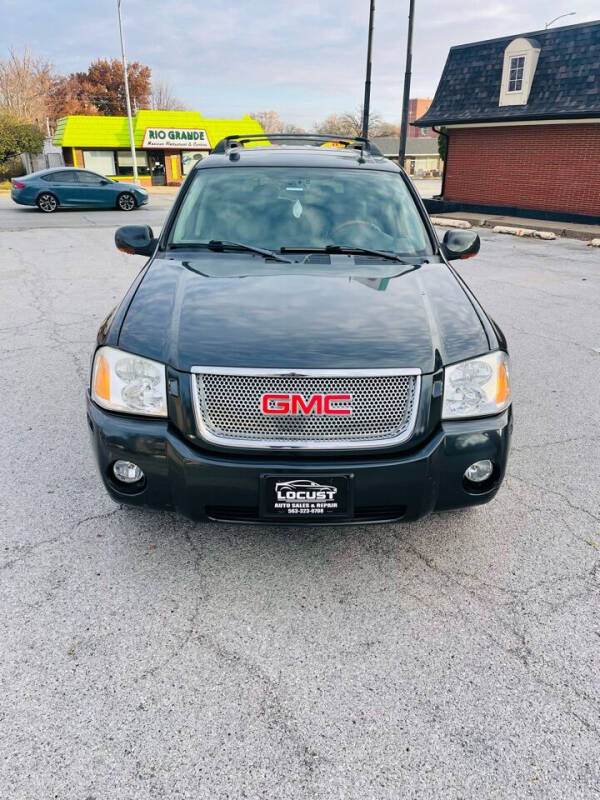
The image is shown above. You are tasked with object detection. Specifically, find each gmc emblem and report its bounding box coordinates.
[261,393,352,416]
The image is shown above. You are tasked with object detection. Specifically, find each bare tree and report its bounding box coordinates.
[313,113,355,136]
[151,78,186,111]
[314,107,385,137]
[249,110,305,134]
[0,48,54,125]
[250,110,284,133]
[340,108,382,136]
[370,121,400,137]
[280,122,306,134]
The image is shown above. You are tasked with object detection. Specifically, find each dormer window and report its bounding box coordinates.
[508,56,525,92]
[499,37,541,106]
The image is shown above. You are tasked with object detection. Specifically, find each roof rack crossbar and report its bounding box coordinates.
[212,133,383,156]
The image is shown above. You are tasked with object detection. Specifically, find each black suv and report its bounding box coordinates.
[87,134,512,524]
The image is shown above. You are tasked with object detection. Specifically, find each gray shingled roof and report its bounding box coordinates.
[371,136,440,157]
[414,20,600,126]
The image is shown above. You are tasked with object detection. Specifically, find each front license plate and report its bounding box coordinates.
[260,474,353,520]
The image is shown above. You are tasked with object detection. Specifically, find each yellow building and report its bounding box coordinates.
[53,109,264,186]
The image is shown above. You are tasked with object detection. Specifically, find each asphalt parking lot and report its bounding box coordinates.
[0,192,174,231]
[1,193,599,799]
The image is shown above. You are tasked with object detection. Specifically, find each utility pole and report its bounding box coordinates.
[117,0,138,183]
[398,0,415,167]
[361,0,376,138]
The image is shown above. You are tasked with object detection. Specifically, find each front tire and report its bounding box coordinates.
[117,192,136,211]
[37,193,58,213]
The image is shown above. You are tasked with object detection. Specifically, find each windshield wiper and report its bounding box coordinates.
[208,240,292,263]
[169,240,292,263]
[280,245,417,264]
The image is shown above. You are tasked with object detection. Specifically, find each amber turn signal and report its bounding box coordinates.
[93,354,111,401]
[496,361,510,405]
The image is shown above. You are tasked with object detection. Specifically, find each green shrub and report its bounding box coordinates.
[0,113,44,166]
[0,155,26,180]
[437,126,447,162]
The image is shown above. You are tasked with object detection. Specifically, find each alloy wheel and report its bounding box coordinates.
[118,193,136,211]
[37,194,57,213]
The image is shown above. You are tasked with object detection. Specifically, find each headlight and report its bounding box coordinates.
[91,346,167,416]
[442,351,511,419]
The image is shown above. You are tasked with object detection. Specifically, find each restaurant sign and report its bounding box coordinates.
[142,128,210,149]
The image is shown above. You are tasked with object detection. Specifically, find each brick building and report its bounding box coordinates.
[408,99,436,138]
[414,21,600,223]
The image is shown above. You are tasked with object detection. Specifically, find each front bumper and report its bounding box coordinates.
[87,397,512,524]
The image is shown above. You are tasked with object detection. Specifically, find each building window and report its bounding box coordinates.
[499,37,540,106]
[116,150,150,176]
[83,150,116,176]
[181,150,206,176]
[508,56,525,92]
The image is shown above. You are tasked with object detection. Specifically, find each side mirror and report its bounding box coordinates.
[115,225,157,257]
[441,229,480,261]
[100,179,109,185]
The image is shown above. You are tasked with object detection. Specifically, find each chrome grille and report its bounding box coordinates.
[191,368,420,449]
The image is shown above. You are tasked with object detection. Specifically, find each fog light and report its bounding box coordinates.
[113,460,144,484]
[464,459,494,483]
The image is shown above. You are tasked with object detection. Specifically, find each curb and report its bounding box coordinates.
[492,225,556,240]
[429,217,472,229]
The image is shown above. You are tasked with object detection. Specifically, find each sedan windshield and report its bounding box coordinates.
[170,166,433,256]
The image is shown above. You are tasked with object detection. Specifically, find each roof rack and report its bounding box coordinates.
[212,133,383,157]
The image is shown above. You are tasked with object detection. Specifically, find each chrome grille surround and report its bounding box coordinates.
[190,367,421,450]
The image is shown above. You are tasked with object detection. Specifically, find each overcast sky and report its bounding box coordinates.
[1,0,598,127]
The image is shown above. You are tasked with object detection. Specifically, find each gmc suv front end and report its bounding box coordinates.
[87,134,512,524]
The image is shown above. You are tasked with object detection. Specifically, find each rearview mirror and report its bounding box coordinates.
[441,229,480,261]
[115,225,157,257]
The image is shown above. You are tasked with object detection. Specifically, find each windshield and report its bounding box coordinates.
[170,166,433,256]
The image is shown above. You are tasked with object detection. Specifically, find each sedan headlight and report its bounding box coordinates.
[442,351,511,419]
[91,346,167,416]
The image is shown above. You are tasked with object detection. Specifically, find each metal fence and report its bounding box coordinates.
[21,151,64,174]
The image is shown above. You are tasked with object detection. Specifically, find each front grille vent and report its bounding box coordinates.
[192,369,420,450]
[205,505,406,523]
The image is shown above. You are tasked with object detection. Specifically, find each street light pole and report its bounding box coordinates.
[545,11,575,28]
[398,0,415,167]
[361,0,376,138]
[117,0,138,184]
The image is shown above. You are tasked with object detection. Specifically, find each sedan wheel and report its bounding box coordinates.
[118,192,136,211]
[37,193,58,213]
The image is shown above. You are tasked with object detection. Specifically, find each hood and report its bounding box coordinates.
[117,256,490,373]
[118,181,147,192]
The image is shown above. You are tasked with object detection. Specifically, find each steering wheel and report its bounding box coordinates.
[329,219,384,237]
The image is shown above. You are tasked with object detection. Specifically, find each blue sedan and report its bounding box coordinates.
[11,167,149,213]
